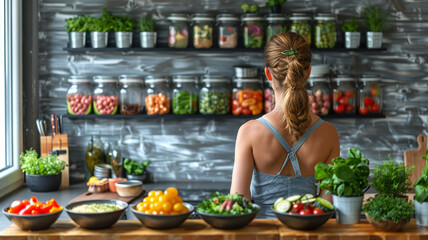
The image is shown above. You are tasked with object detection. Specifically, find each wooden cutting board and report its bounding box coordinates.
[404,133,427,186]
[69,190,145,204]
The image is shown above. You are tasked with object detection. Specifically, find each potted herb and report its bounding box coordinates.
[138,16,156,48]
[341,17,360,49]
[362,4,388,49]
[414,150,428,226]
[113,15,134,48]
[19,149,67,192]
[265,0,286,14]
[363,194,414,231]
[123,158,151,182]
[315,147,370,224]
[65,15,90,48]
[88,9,115,48]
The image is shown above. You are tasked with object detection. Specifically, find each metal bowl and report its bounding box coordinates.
[3,207,63,230]
[65,199,128,229]
[197,204,260,229]
[273,208,334,230]
[131,202,194,229]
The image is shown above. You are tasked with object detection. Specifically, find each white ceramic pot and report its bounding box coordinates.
[333,195,363,224]
[91,32,108,48]
[415,199,428,226]
[345,32,361,49]
[140,32,157,48]
[366,32,383,49]
[69,32,86,48]
[115,32,133,48]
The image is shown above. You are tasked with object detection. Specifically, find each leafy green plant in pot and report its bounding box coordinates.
[65,15,90,48]
[20,149,67,192]
[362,4,388,49]
[315,147,370,224]
[414,150,428,226]
[123,158,151,182]
[113,15,134,48]
[139,16,157,48]
[265,0,286,14]
[88,8,115,48]
[342,17,360,49]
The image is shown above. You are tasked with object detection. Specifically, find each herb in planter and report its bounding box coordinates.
[241,3,260,13]
[341,17,359,32]
[88,8,115,32]
[65,15,91,32]
[113,16,134,32]
[138,16,155,32]
[19,149,67,175]
[315,147,370,196]
[362,5,388,32]
[123,158,151,175]
[363,194,414,224]
[265,0,286,7]
[414,150,428,202]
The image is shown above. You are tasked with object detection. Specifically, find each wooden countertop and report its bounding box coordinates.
[1,219,428,240]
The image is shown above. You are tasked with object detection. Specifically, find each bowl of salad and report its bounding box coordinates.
[197,192,260,229]
[272,194,334,230]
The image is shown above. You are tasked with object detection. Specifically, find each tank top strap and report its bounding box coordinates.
[256,117,293,153]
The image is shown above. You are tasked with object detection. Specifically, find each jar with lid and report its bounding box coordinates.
[263,77,275,113]
[358,75,382,115]
[308,76,331,115]
[191,14,214,48]
[289,13,311,45]
[242,14,264,49]
[66,76,93,115]
[85,135,106,177]
[145,76,171,115]
[93,76,119,115]
[266,13,287,43]
[119,75,144,115]
[172,75,198,115]
[333,75,356,114]
[167,13,189,48]
[199,75,230,114]
[314,13,336,49]
[217,14,239,48]
[232,78,263,115]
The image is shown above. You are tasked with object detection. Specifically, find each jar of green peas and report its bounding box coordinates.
[289,13,312,45]
[314,13,336,49]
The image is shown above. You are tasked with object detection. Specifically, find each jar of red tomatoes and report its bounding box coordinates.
[232,77,263,116]
[333,75,356,114]
[263,77,275,113]
[66,76,93,115]
[93,76,119,115]
[308,76,331,115]
[358,75,382,115]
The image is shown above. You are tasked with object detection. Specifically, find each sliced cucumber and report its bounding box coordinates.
[273,197,285,210]
[301,198,316,204]
[275,200,291,213]
[285,195,301,203]
[316,197,334,210]
[301,194,314,201]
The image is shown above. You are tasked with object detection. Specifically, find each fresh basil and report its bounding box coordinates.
[414,150,428,202]
[19,149,67,175]
[123,158,150,176]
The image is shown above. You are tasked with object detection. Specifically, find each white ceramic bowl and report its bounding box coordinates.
[115,180,143,197]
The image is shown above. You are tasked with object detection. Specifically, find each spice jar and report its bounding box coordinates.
[266,13,287,43]
[85,135,106,177]
[217,14,239,48]
[145,76,171,115]
[119,75,144,115]
[308,76,331,115]
[314,13,336,49]
[167,13,189,48]
[242,14,264,49]
[232,77,263,115]
[290,13,312,45]
[172,75,198,115]
[66,76,92,115]
[333,75,356,114]
[358,75,382,115]
[264,77,275,113]
[199,75,230,115]
[93,76,119,115]
[191,14,214,48]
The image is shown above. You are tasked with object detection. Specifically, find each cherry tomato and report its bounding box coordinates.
[345,90,354,98]
[363,97,374,106]
[334,91,343,101]
[359,106,369,115]
[338,96,348,105]
[346,105,354,113]
[292,202,304,212]
[232,107,242,115]
[371,103,381,113]
[299,208,312,215]
[335,104,345,114]
[242,108,252,115]
[9,200,25,214]
[313,208,325,215]
[370,84,379,97]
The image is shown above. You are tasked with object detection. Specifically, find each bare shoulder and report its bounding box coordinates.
[237,119,263,138]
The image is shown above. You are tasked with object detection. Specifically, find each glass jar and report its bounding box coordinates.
[308,76,331,115]
[242,14,264,49]
[172,75,198,115]
[217,14,239,49]
[266,13,287,43]
[359,75,382,115]
[106,141,122,178]
[263,78,275,113]
[85,135,106,177]
[289,13,312,45]
[167,13,189,48]
[333,75,356,114]
[314,13,336,49]
[66,76,93,115]
[145,76,171,115]
[93,76,119,115]
[119,75,144,115]
[232,78,263,115]
[199,75,230,115]
[191,14,214,48]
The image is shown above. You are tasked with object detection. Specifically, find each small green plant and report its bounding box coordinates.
[241,3,260,13]
[315,147,370,197]
[123,158,151,175]
[341,17,359,32]
[414,150,428,202]
[265,0,286,7]
[113,16,134,32]
[19,149,67,175]
[361,4,388,32]
[88,8,115,32]
[138,16,155,32]
[363,194,414,224]
[65,15,91,32]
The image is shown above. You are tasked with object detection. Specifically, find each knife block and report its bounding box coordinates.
[40,134,69,187]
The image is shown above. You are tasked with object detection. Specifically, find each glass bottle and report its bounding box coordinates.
[242,14,264,49]
[119,75,144,115]
[333,75,356,114]
[85,136,106,177]
[266,13,287,43]
[106,142,122,178]
[191,13,214,48]
[308,76,331,115]
[167,13,189,48]
[359,75,382,115]
[232,77,263,115]
[290,13,312,45]
[217,14,239,48]
[66,76,93,115]
[145,76,171,115]
[314,13,336,49]
[199,75,230,114]
[172,75,198,115]
[93,76,119,115]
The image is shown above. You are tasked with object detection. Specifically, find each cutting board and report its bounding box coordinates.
[404,133,427,186]
[69,190,145,204]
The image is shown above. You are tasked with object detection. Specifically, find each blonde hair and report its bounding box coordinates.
[265,32,312,138]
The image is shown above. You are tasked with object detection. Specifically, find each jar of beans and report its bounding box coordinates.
[333,75,356,114]
[232,77,263,115]
[191,13,214,48]
[308,76,331,115]
[93,76,119,115]
[66,76,93,115]
[242,14,264,49]
[358,75,382,115]
[289,13,311,45]
[199,75,230,115]
[119,75,144,115]
[217,14,239,49]
[314,13,336,49]
[266,13,287,43]
[145,76,171,115]
[167,14,189,48]
[172,75,198,115]
[263,77,275,113]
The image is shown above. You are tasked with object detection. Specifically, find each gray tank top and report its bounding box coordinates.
[250,117,325,219]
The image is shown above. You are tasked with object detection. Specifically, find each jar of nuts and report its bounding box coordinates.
[93,76,119,115]
[66,76,93,115]
[145,76,171,115]
[119,75,144,115]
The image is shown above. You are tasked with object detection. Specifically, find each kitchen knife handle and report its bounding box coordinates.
[51,114,56,136]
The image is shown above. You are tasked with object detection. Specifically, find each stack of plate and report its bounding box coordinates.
[94,164,112,179]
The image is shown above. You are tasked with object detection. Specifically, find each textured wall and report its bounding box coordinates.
[36,0,428,184]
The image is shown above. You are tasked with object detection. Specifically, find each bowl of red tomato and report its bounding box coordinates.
[272,194,334,230]
[2,196,63,230]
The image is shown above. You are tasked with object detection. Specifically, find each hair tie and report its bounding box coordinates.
[281,48,299,58]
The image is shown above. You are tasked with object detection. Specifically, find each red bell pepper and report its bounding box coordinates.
[8,200,26,214]
[19,204,35,215]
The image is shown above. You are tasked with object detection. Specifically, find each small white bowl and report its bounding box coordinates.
[115,180,143,197]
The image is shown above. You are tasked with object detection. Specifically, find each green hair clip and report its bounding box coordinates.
[281,48,299,58]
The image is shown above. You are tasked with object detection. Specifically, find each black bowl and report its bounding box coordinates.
[131,202,193,229]
[197,204,260,229]
[65,199,128,229]
[3,207,63,230]
[273,208,334,230]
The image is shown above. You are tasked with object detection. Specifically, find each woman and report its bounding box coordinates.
[230,32,340,219]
